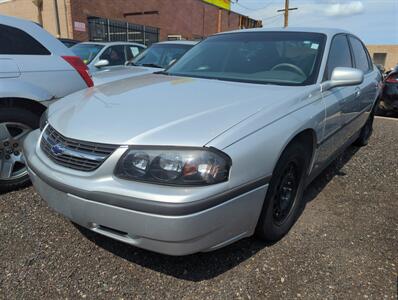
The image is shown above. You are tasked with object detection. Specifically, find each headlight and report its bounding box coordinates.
[39,109,49,131]
[115,147,232,186]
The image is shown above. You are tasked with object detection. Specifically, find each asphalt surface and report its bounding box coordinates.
[1,117,397,299]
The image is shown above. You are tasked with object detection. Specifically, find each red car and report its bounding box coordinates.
[379,65,398,114]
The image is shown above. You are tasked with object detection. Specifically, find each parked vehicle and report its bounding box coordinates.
[379,65,398,114]
[0,15,92,192]
[93,41,198,85]
[71,42,146,74]
[24,28,381,255]
[58,38,79,48]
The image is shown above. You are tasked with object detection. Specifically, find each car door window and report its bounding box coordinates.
[324,35,352,81]
[349,36,371,73]
[0,24,50,55]
[100,45,126,66]
[125,46,144,61]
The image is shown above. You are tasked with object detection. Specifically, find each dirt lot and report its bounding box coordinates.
[0,117,397,299]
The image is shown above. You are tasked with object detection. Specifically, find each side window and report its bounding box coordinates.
[324,35,352,80]
[0,24,50,55]
[349,36,371,73]
[100,45,126,66]
[125,46,143,61]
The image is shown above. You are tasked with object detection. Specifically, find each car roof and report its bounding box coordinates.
[217,27,351,38]
[0,14,36,27]
[78,41,146,47]
[155,40,199,46]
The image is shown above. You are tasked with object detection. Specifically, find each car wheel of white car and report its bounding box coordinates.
[256,142,309,242]
[0,108,38,192]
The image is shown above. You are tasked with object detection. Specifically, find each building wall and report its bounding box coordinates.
[367,45,398,70]
[69,0,254,41]
[1,0,260,42]
[0,0,73,38]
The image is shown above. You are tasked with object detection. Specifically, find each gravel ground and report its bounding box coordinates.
[0,117,397,299]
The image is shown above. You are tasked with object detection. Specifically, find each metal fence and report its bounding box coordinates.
[88,17,159,46]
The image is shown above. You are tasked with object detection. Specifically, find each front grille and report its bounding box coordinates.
[40,125,119,172]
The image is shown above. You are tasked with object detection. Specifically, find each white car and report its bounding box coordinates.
[71,42,146,74]
[24,28,381,255]
[0,14,91,191]
[93,41,198,85]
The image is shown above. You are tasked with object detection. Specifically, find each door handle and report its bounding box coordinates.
[355,87,361,98]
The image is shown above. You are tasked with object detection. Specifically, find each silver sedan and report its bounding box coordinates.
[23,28,381,255]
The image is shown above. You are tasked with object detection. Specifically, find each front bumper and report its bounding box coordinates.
[24,130,269,255]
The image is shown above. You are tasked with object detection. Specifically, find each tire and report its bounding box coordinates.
[375,99,389,117]
[375,105,387,117]
[255,142,310,242]
[0,107,40,192]
[354,109,375,147]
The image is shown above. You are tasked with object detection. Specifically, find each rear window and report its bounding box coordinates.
[0,24,50,55]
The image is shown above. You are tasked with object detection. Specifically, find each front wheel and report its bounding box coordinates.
[0,108,39,192]
[255,142,309,242]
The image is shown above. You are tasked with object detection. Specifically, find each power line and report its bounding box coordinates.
[231,0,279,11]
[266,14,284,26]
[262,13,284,21]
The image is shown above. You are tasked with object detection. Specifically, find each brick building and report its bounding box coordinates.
[0,0,261,44]
[367,45,398,71]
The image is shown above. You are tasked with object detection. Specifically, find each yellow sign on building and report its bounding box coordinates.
[203,0,231,10]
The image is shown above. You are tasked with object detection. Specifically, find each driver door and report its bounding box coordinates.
[316,34,356,167]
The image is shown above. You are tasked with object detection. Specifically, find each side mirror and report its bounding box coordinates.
[322,67,364,91]
[94,59,109,68]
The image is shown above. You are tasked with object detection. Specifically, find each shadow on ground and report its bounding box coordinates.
[77,145,360,281]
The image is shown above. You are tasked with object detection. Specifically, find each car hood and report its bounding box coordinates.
[49,74,309,147]
[92,66,160,85]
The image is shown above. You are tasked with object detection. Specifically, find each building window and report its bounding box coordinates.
[168,35,183,41]
[373,53,387,66]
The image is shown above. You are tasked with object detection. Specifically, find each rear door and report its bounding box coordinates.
[348,36,379,129]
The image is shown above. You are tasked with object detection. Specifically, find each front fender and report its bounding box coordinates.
[208,88,325,189]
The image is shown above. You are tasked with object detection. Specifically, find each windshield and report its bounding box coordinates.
[71,43,104,64]
[132,43,194,68]
[167,32,326,85]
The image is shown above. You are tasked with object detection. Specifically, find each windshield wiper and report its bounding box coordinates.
[155,70,169,75]
[141,63,163,68]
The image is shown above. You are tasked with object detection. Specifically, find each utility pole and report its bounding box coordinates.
[277,0,298,28]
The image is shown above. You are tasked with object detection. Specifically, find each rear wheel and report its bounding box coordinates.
[0,108,39,192]
[354,109,375,147]
[256,142,309,242]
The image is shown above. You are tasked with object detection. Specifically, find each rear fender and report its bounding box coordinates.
[0,78,54,102]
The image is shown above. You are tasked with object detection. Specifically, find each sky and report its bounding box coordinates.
[231,0,398,44]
